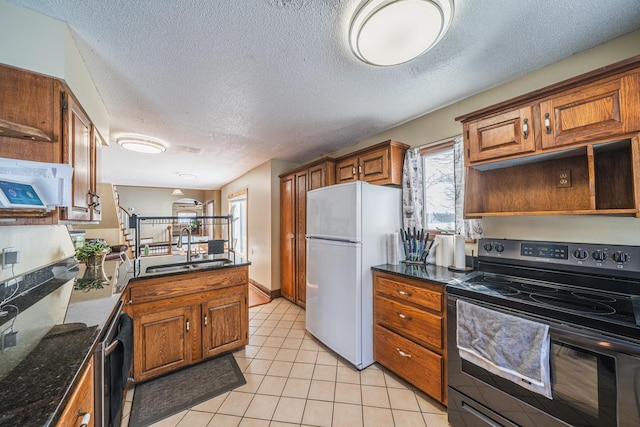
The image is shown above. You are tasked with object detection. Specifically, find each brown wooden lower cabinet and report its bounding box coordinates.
[56,359,94,427]
[373,270,447,405]
[126,266,249,383]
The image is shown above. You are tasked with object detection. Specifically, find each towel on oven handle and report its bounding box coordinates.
[456,300,552,399]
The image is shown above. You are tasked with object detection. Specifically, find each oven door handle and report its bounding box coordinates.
[553,327,640,357]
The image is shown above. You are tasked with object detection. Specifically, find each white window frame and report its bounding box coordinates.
[421,140,456,234]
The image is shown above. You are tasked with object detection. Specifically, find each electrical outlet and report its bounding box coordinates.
[557,169,571,188]
[2,248,19,269]
[1,329,19,352]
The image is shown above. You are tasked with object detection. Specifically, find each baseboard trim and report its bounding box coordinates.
[249,279,281,300]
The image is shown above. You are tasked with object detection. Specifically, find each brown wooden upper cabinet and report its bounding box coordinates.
[335,140,409,186]
[457,55,640,218]
[461,58,640,166]
[466,107,536,163]
[0,64,102,224]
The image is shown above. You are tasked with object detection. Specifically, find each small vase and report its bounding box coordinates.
[85,252,107,270]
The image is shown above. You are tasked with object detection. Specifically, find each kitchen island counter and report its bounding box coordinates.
[0,252,249,426]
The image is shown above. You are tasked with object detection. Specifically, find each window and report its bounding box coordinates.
[422,141,455,232]
[228,189,248,257]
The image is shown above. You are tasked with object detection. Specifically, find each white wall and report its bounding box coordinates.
[221,159,299,292]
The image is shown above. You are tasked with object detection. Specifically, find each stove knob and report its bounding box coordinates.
[495,243,505,253]
[592,250,607,262]
[483,243,493,252]
[612,251,629,263]
[573,249,589,260]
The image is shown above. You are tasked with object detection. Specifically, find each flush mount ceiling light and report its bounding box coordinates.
[349,0,454,66]
[171,189,184,196]
[116,135,166,154]
[178,173,197,180]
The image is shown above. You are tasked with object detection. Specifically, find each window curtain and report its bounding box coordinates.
[401,147,423,230]
[453,135,484,239]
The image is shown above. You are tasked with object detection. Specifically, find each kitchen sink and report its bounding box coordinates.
[145,258,233,274]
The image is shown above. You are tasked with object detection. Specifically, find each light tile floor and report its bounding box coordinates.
[121,297,450,427]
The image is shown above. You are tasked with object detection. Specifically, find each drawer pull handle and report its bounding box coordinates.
[544,113,552,134]
[77,410,91,427]
[186,319,190,332]
[397,290,412,297]
[396,312,412,320]
[396,348,412,358]
[204,315,208,327]
[522,118,529,139]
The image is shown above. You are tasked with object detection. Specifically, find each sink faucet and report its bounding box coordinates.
[178,226,192,262]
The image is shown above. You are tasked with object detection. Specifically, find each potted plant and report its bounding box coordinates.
[75,240,111,269]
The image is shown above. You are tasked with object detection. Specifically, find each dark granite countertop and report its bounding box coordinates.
[0,252,250,427]
[372,262,473,286]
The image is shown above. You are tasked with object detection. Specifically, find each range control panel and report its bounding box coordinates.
[478,238,640,275]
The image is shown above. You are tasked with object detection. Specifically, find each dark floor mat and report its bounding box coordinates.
[128,353,246,427]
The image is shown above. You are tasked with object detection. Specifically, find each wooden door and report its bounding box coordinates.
[540,74,640,149]
[335,156,359,183]
[466,106,536,163]
[280,174,296,303]
[359,146,390,184]
[202,294,246,359]
[62,93,92,221]
[295,171,308,307]
[133,306,193,382]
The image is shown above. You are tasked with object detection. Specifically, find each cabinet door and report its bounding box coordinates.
[0,64,61,162]
[280,174,296,303]
[56,359,94,427]
[540,74,640,149]
[359,146,390,184]
[133,306,193,382]
[90,127,104,222]
[308,163,326,191]
[335,156,358,183]
[202,294,247,358]
[62,93,92,221]
[295,171,308,307]
[466,107,536,163]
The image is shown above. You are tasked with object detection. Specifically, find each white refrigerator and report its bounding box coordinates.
[305,181,401,370]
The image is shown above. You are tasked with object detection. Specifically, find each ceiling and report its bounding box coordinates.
[8,0,640,190]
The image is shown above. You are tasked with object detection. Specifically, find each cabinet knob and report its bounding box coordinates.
[396,348,412,358]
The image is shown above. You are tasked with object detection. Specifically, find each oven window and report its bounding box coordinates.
[552,342,600,418]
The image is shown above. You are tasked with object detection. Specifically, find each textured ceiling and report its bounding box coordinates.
[7,0,640,189]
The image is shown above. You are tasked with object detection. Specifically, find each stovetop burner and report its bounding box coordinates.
[447,239,640,342]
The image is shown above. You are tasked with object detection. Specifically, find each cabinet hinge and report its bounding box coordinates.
[467,148,470,158]
[466,130,469,139]
[61,95,67,111]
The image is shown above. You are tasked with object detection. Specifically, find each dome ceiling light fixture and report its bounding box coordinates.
[116,135,166,154]
[349,0,454,66]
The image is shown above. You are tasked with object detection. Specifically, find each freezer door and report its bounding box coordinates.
[306,182,361,242]
[306,238,368,369]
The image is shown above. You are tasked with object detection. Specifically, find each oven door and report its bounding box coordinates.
[447,296,640,427]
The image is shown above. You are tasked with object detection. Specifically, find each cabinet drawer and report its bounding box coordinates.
[57,359,94,427]
[375,275,443,312]
[374,325,443,402]
[375,294,443,350]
